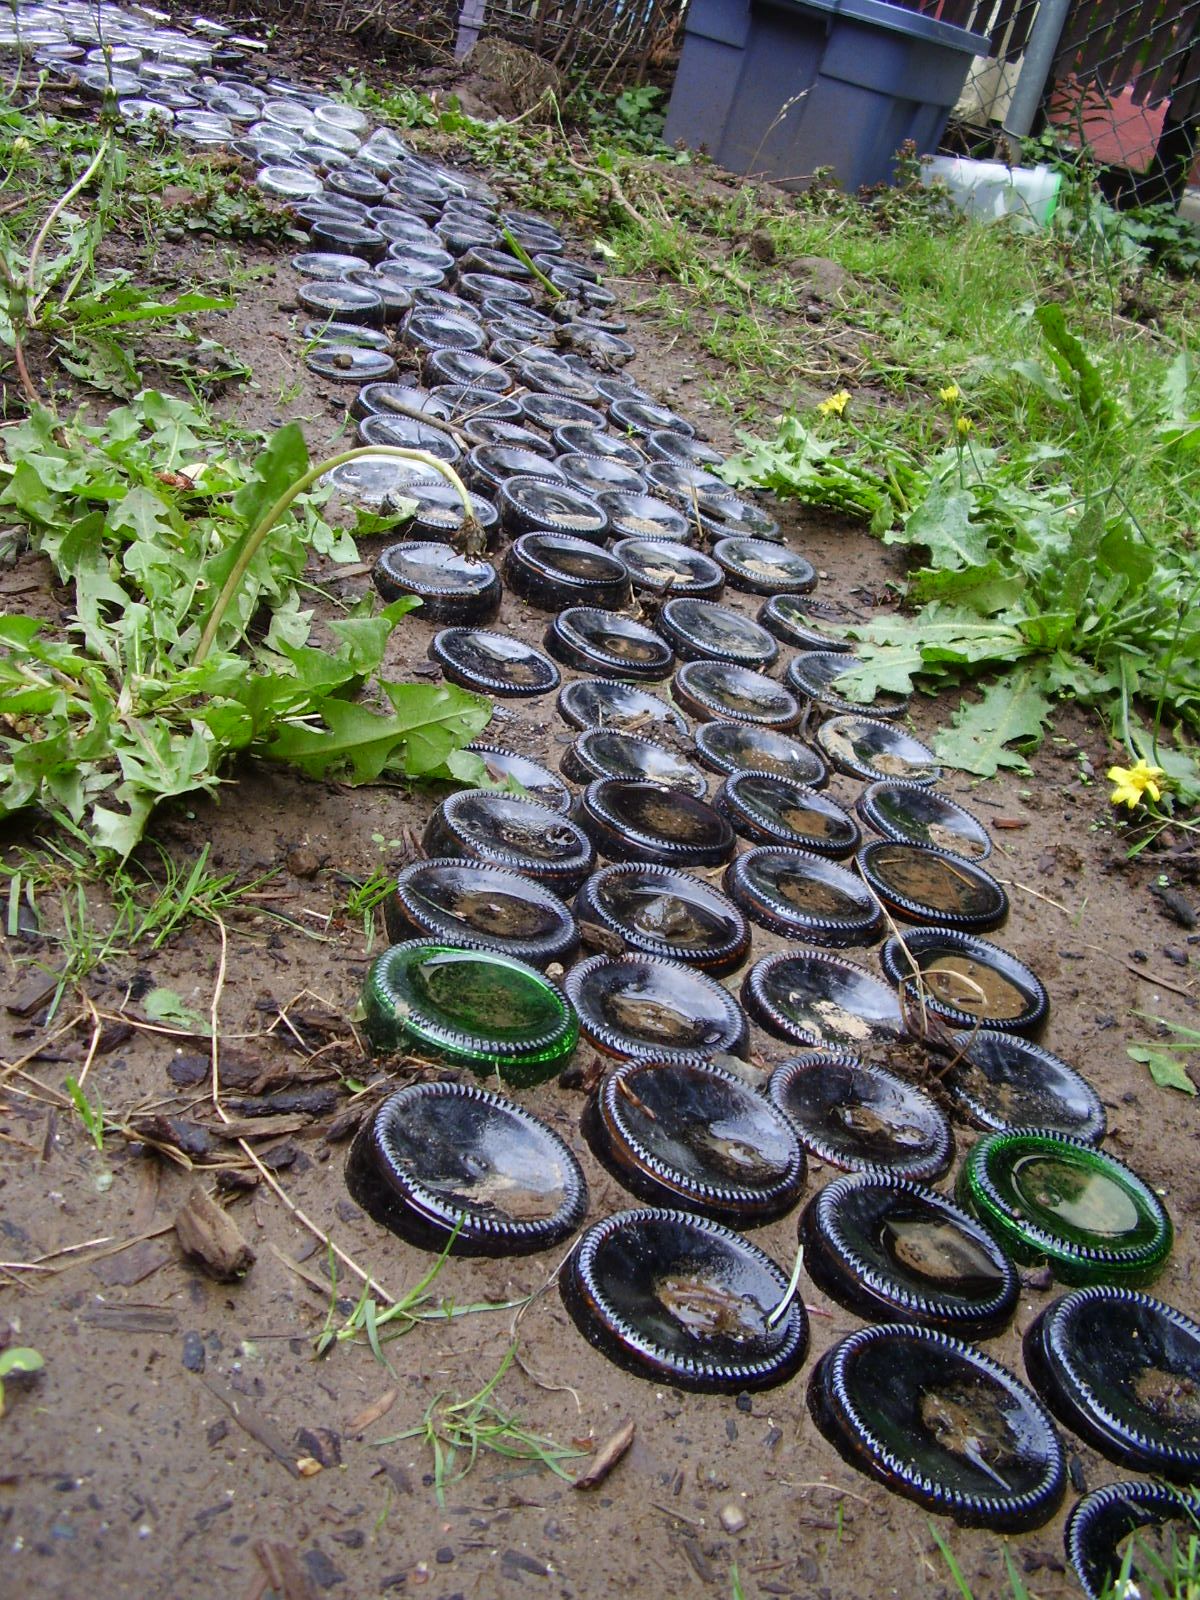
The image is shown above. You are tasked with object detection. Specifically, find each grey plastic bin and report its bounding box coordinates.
[664,0,989,192]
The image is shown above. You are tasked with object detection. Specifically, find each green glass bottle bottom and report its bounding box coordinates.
[363,941,578,1087]
[957,1131,1173,1288]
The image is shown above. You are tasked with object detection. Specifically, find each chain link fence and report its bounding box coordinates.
[453,0,686,75]
[892,0,1200,205]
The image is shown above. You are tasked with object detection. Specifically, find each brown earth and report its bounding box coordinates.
[2,41,1200,1600]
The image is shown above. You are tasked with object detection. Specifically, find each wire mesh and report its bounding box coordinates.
[459,0,686,74]
[903,0,1200,203]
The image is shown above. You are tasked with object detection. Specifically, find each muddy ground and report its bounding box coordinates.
[3,33,1200,1600]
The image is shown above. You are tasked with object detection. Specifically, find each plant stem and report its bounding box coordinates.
[193,446,476,666]
[26,134,111,314]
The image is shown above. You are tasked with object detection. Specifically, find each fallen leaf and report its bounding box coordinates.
[347,1388,398,1433]
[573,1419,635,1490]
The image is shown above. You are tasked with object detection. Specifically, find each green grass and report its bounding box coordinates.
[375,1343,586,1506]
[932,1515,1200,1600]
[1,840,273,1018]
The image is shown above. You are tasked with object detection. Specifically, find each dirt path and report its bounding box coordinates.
[2,44,1199,1600]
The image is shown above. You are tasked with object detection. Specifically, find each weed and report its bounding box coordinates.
[932,1512,1200,1600]
[316,1227,521,1363]
[64,1073,105,1151]
[0,397,492,858]
[342,867,395,955]
[0,1346,44,1419]
[0,94,229,404]
[1127,1015,1200,1097]
[1104,1517,1200,1600]
[724,315,1200,792]
[1,840,271,1015]
[930,1525,1029,1600]
[377,1343,586,1506]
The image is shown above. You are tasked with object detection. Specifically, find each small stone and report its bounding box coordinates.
[734,1393,752,1414]
[1162,946,1189,967]
[296,1427,342,1468]
[181,1331,206,1373]
[287,845,322,879]
[436,1547,455,1565]
[719,1503,747,1534]
[302,1548,347,1588]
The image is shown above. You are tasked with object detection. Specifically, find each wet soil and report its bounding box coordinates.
[3,45,1200,1600]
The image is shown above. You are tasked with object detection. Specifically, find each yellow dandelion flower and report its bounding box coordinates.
[817,389,851,418]
[1107,758,1166,809]
[955,415,974,436]
[938,383,960,404]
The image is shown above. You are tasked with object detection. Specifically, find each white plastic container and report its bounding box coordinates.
[922,156,1062,226]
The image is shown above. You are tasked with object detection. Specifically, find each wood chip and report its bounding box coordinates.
[91,1238,175,1288]
[254,1541,317,1600]
[81,1306,178,1333]
[130,1159,161,1233]
[174,1185,255,1281]
[572,1419,635,1490]
[210,1114,312,1141]
[346,1388,398,1433]
[201,1373,301,1478]
[6,975,59,1019]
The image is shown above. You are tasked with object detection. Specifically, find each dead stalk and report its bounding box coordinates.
[204,914,395,1305]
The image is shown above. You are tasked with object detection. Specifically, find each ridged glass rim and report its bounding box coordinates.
[579,777,735,862]
[724,845,882,943]
[365,1079,587,1244]
[811,1322,1065,1529]
[744,950,905,1047]
[388,856,577,960]
[563,1206,808,1390]
[767,1050,952,1180]
[692,721,827,785]
[859,840,1009,932]
[958,1129,1173,1278]
[674,659,801,727]
[804,1171,1018,1332]
[564,728,707,796]
[710,535,816,593]
[364,940,578,1069]
[575,860,749,971]
[880,928,1047,1033]
[596,1059,805,1216]
[816,713,940,782]
[1026,1284,1200,1475]
[430,626,561,696]
[565,950,748,1063]
[556,677,688,734]
[946,1028,1103,1140]
[858,778,991,859]
[1065,1480,1200,1600]
[718,770,860,856]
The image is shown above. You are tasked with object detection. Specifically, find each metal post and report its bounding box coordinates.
[455,0,487,58]
[1000,0,1074,162]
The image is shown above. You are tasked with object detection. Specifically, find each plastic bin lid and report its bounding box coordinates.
[760,0,991,56]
